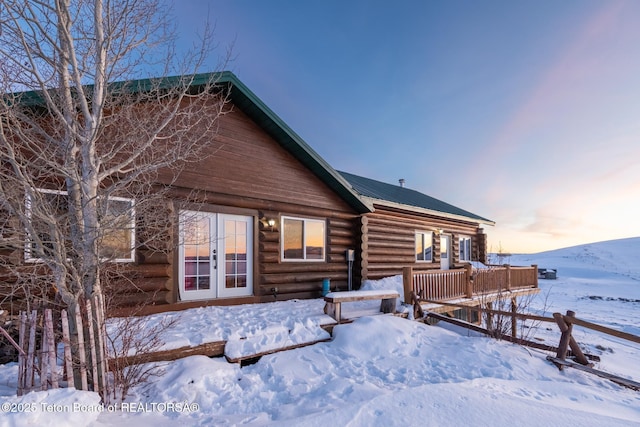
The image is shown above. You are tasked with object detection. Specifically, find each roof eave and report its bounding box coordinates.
[365,197,495,226]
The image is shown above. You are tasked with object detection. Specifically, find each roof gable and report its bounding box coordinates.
[216,73,372,214]
[339,171,494,225]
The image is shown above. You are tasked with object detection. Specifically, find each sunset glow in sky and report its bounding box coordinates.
[174,0,640,253]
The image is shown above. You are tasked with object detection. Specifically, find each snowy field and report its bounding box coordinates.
[1,237,639,426]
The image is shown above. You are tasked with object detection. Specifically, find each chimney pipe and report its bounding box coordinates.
[399,178,405,188]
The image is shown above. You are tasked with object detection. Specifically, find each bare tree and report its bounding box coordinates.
[0,0,228,396]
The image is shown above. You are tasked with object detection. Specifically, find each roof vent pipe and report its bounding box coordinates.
[399,178,405,188]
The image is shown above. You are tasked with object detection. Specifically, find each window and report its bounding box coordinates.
[25,189,135,262]
[281,216,325,261]
[99,197,136,261]
[415,231,433,262]
[459,236,472,262]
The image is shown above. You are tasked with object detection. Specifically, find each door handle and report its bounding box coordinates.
[212,249,217,269]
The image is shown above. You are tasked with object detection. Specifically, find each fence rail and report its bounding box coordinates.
[420,301,640,391]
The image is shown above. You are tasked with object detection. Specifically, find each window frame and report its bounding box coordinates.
[25,188,136,263]
[415,231,434,262]
[280,215,326,262]
[459,236,472,262]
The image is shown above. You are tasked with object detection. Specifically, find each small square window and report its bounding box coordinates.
[281,216,325,262]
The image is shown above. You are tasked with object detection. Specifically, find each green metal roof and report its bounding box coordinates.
[9,72,494,223]
[338,171,494,225]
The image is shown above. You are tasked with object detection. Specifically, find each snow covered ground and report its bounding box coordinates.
[1,238,639,426]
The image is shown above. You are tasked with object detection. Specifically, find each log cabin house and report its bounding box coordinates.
[1,72,538,316]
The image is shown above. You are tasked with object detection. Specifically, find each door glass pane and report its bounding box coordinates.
[225,276,236,289]
[236,273,247,288]
[182,214,211,292]
[184,277,196,291]
[226,260,236,275]
[197,262,210,275]
[224,219,248,289]
[198,277,210,290]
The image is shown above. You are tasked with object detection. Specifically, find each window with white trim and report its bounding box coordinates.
[281,216,325,261]
[459,236,472,262]
[415,231,433,262]
[25,189,135,262]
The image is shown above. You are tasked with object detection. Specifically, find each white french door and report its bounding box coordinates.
[178,211,253,301]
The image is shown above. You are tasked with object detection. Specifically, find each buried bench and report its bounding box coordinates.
[323,290,400,323]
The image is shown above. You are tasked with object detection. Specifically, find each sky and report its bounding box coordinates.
[170,0,640,254]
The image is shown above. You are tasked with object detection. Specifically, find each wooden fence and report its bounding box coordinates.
[403,264,538,304]
[2,295,112,402]
[422,302,640,391]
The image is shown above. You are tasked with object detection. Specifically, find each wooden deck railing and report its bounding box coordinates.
[402,264,538,303]
[412,269,468,301]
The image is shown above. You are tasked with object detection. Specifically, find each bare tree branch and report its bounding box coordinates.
[0,0,230,397]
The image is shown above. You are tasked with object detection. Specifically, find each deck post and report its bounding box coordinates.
[402,267,413,304]
[464,263,473,298]
[532,264,538,288]
[505,265,512,291]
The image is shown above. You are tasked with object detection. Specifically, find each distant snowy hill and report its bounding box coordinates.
[510,236,640,339]
[508,236,640,282]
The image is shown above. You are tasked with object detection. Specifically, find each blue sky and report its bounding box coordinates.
[172,0,640,253]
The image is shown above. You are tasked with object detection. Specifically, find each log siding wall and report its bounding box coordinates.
[0,96,489,315]
[360,205,487,281]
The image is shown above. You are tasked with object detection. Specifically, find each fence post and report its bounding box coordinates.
[465,263,473,298]
[564,311,591,366]
[26,310,37,393]
[532,264,538,288]
[86,300,99,393]
[510,297,517,339]
[60,310,74,388]
[505,265,512,291]
[17,312,26,396]
[554,310,573,367]
[402,267,413,304]
[45,309,58,389]
[75,308,88,391]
